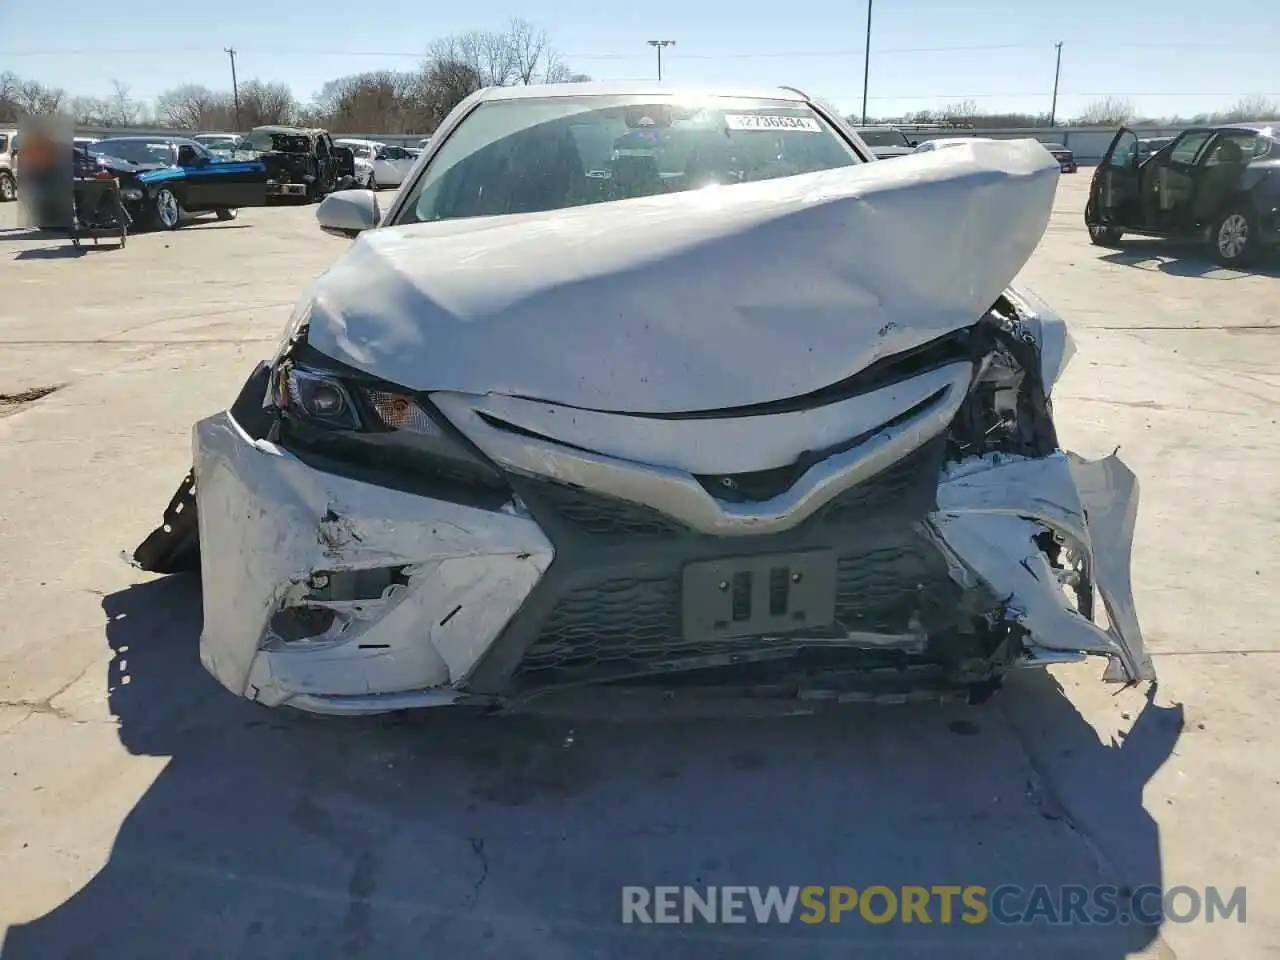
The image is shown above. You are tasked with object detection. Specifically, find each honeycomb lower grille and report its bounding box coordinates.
[522,479,689,538]
[515,535,959,683]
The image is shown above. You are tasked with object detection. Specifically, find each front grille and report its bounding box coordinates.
[514,533,960,684]
[519,433,947,542]
[522,479,689,538]
[509,437,962,688]
[816,439,946,525]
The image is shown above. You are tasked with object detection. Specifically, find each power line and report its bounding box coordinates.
[860,91,1280,100]
[2,40,1278,58]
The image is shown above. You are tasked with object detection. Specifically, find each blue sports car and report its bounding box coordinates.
[90,135,271,229]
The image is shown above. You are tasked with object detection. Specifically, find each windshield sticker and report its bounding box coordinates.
[724,114,821,133]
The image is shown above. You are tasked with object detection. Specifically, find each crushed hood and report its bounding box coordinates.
[305,138,1058,413]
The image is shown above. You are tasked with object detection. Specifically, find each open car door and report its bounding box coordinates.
[1088,127,1142,232]
[332,145,356,184]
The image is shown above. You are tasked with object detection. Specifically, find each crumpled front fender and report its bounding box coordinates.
[193,411,554,712]
[925,451,1154,684]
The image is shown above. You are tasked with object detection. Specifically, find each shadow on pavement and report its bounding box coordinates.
[13,245,123,260]
[1101,240,1280,278]
[1,575,1183,959]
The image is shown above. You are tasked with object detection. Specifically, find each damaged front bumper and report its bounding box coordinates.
[187,407,1152,716]
[928,451,1153,685]
[193,411,553,714]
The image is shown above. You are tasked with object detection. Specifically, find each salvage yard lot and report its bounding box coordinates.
[1,174,1278,959]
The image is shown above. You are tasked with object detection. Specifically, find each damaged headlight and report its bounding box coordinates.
[270,359,446,438]
[281,364,362,430]
[261,309,509,499]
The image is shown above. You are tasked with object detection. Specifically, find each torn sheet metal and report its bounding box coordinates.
[926,451,1154,683]
[303,139,1058,413]
[194,411,554,710]
[1003,283,1076,394]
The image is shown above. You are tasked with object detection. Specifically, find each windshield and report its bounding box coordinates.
[856,129,912,148]
[396,95,860,226]
[90,139,175,165]
[339,142,376,159]
[241,129,310,153]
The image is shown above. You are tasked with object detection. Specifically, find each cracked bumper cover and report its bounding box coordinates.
[195,412,1152,716]
[194,411,553,714]
[927,452,1153,685]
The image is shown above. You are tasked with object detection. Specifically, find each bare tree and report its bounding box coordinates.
[100,79,143,126]
[1076,96,1135,126]
[237,80,296,127]
[65,95,109,125]
[941,99,979,123]
[419,58,483,127]
[1219,95,1280,122]
[156,84,234,129]
[11,77,65,116]
[0,72,23,123]
[507,17,553,84]
[311,71,408,132]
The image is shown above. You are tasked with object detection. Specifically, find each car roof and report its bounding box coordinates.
[249,125,322,135]
[474,81,810,103]
[96,135,199,146]
[335,138,383,145]
[1219,122,1276,134]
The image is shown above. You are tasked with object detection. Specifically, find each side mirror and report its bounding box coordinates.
[317,189,380,238]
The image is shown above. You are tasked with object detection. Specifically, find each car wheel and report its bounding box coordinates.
[0,172,15,202]
[216,208,238,221]
[153,188,182,230]
[1211,207,1256,266]
[1088,222,1123,247]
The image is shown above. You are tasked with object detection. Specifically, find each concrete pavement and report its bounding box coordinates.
[0,176,1276,958]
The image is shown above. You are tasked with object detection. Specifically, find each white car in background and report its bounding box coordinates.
[335,139,414,190]
[193,133,243,158]
[913,137,985,154]
[850,125,917,159]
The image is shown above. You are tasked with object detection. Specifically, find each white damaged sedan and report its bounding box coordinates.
[134,82,1154,715]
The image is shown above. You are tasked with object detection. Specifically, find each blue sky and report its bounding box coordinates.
[1,0,1275,120]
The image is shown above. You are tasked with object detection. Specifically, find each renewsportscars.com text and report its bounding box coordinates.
[621,885,1246,926]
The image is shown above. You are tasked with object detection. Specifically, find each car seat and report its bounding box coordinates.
[1192,139,1246,222]
[509,127,585,214]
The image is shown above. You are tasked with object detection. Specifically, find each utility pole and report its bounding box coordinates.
[225,47,242,131]
[860,0,873,125]
[1049,41,1063,127]
[647,40,675,81]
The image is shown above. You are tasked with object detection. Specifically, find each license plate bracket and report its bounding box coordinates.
[681,550,837,642]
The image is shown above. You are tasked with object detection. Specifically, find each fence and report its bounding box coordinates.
[68,124,1188,162]
[907,125,1185,161]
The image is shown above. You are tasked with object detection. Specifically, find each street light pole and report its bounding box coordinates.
[225,46,242,131]
[1049,41,1063,127]
[860,0,873,125]
[647,40,675,81]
